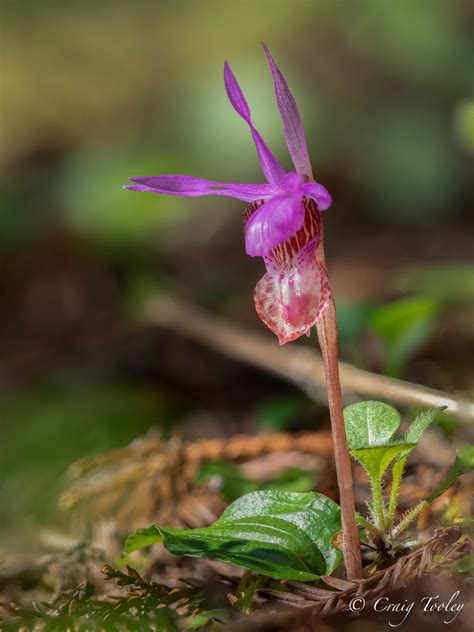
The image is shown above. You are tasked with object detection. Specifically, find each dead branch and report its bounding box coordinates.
[141,294,474,423]
[258,526,470,616]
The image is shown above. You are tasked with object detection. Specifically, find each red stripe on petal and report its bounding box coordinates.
[243,197,321,268]
[244,196,329,343]
[272,198,321,267]
[242,199,265,226]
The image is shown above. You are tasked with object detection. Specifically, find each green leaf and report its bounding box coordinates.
[387,453,409,528]
[350,443,416,481]
[195,462,315,503]
[195,461,257,503]
[393,445,474,537]
[457,445,474,469]
[352,442,415,529]
[187,609,229,630]
[124,491,342,580]
[369,298,439,377]
[336,300,376,346]
[426,445,474,503]
[405,406,446,443]
[124,524,163,554]
[344,401,401,449]
[396,264,474,304]
[261,467,315,494]
[255,394,308,432]
[455,101,474,153]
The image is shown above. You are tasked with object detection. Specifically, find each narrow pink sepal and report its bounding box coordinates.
[262,43,313,179]
[224,60,286,185]
[126,175,278,203]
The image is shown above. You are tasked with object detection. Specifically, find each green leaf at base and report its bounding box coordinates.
[344,401,400,450]
[405,406,447,443]
[426,445,474,503]
[350,443,416,481]
[392,445,474,537]
[124,524,163,553]
[124,491,342,581]
[387,452,409,528]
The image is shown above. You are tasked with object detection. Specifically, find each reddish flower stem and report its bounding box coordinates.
[317,238,362,580]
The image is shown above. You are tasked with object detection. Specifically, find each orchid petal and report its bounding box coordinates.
[254,238,330,344]
[300,182,332,211]
[244,194,305,257]
[125,175,279,203]
[224,61,286,185]
[262,44,313,179]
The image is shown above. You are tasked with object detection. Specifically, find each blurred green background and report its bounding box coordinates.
[1,1,473,547]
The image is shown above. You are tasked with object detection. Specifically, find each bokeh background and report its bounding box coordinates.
[1,0,473,553]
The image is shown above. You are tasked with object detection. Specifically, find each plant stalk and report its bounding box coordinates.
[356,514,383,539]
[392,500,428,538]
[371,477,386,530]
[386,456,407,530]
[316,291,362,579]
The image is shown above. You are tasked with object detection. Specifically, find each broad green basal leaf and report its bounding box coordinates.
[124,491,342,580]
[344,401,400,450]
[351,442,416,481]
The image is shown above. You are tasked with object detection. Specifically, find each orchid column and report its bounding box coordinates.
[125,45,362,580]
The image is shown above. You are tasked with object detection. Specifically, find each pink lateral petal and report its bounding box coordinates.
[300,182,332,211]
[254,238,330,344]
[244,194,305,257]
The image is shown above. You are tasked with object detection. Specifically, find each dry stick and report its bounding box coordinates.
[315,233,362,580]
[142,294,474,423]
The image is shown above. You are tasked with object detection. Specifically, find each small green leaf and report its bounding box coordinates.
[261,467,315,494]
[351,443,416,530]
[457,445,474,469]
[405,406,447,443]
[195,460,257,502]
[195,462,315,503]
[426,445,474,503]
[255,394,308,432]
[393,445,474,537]
[124,491,342,580]
[396,264,474,304]
[369,298,439,376]
[124,524,163,555]
[351,443,416,481]
[187,609,229,629]
[344,401,401,449]
[387,453,409,528]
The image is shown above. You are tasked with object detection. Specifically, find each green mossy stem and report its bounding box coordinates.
[392,500,428,538]
[386,455,408,530]
[371,476,386,531]
[356,514,383,539]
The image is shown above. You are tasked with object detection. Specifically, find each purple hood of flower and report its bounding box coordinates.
[125,44,332,344]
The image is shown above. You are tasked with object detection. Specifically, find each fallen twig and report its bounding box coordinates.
[142,294,474,422]
[258,526,470,616]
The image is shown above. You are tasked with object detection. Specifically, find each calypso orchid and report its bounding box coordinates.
[125,44,332,345]
[125,44,363,580]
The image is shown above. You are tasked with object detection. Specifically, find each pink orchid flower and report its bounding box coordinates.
[125,44,332,344]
